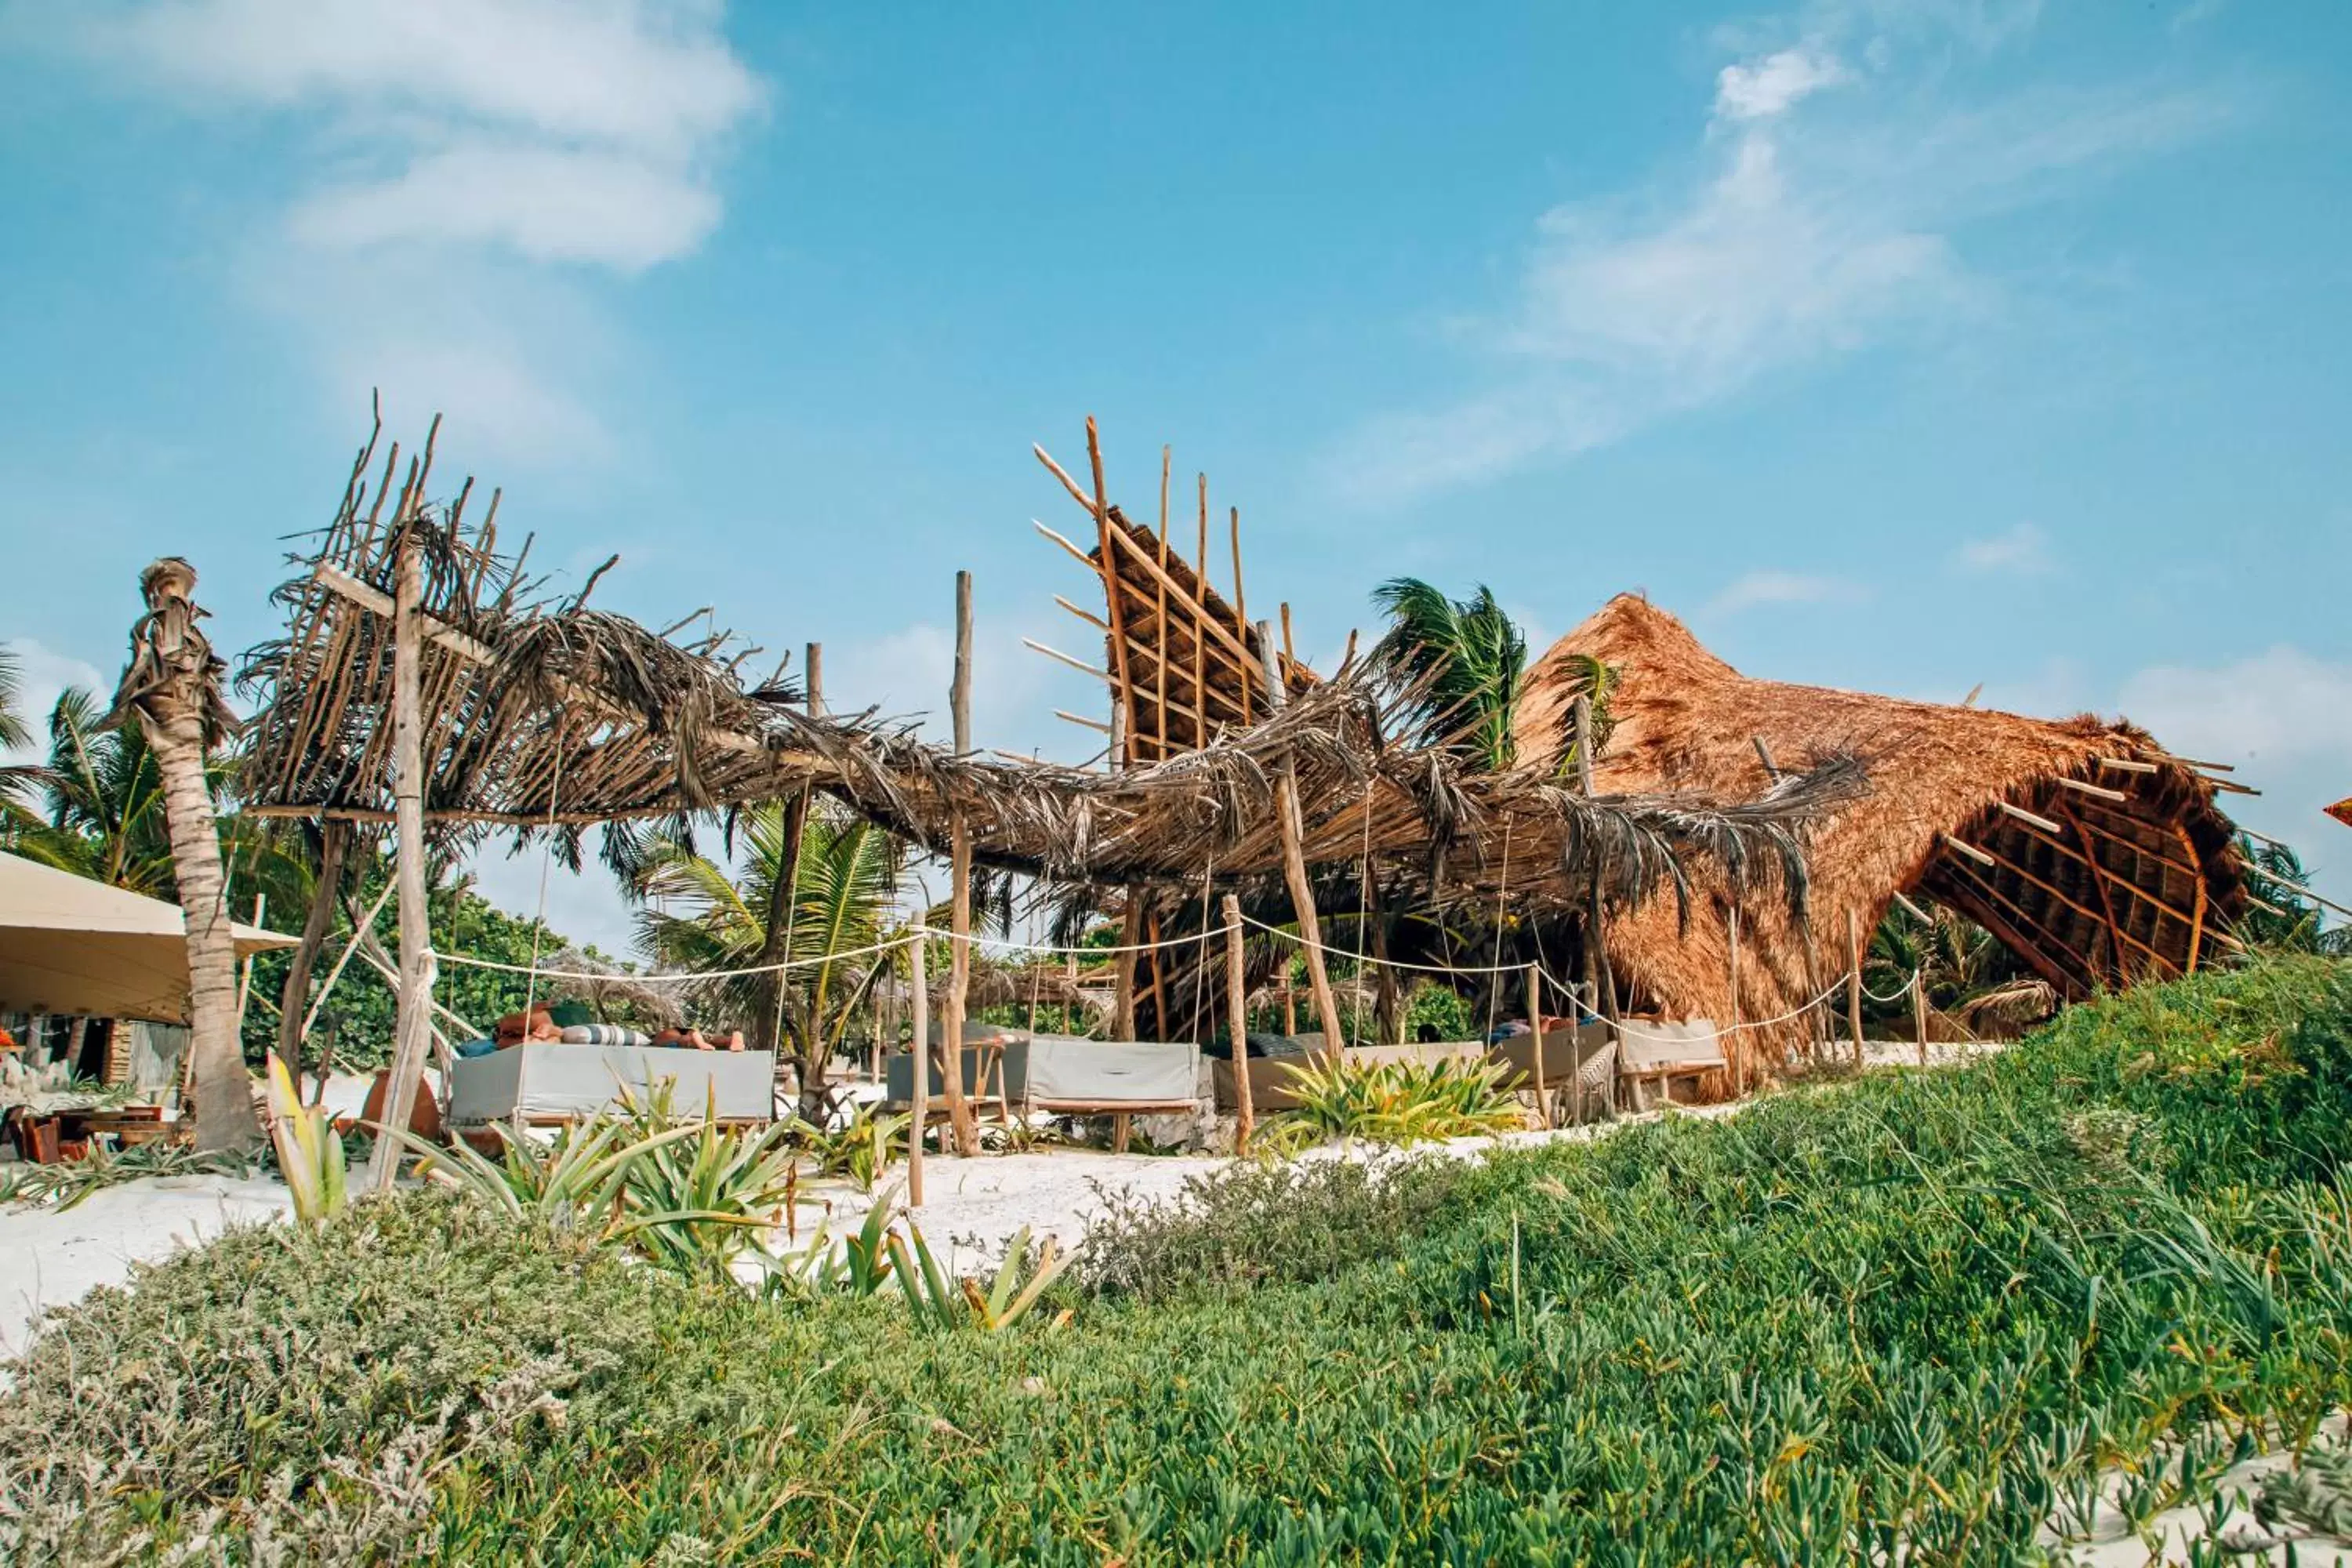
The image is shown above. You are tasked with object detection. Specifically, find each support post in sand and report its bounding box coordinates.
[1260,620,1345,1051]
[1847,907,1867,1069]
[1222,893,1254,1153]
[908,932,927,1207]
[1913,969,1929,1068]
[276,819,350,1076]
[940,572,979,1156]
[365,535,434,1195]
[1727,902,1744,1097]
[1526,960,1550,1130]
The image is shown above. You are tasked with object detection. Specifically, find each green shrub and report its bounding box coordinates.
[1280,1053,1524,1145]
[9,957,2351,1563]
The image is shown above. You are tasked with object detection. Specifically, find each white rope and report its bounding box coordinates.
[434,929,916,982]
[1859,969,1921,1005]
[1237,910,1543,978]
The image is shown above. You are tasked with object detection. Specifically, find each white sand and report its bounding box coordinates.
[0,1172,292,1356]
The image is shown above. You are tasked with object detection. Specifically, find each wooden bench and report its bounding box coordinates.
[1614,1018,1727,1111]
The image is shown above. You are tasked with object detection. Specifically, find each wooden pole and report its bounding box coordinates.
[1912,969,1929,1068]
[908,933,927,1207]
[1526,961,1550,1130]
[1112,895,1142,1040]
[1846,907,1866,1069]
[233,892,266,1039]
[1727,902,1744,1096]
[1222,893,1254,1153]
[941,572,979,1156]
[365,535,434,1195]
[1261,620,1345,1050]
[275,821,350,1074]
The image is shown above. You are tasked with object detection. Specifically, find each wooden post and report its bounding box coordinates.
[234,893,266,1039]
[275,821,349,1074]
[1283,984,1297,1037]
[1526,961,1550,1130]
[1727,902,1744,1096]
[1912,970,1929,1067]
[365,536,434,1195]
[1573,693,1596,794]
[1260,621,1345,1051]
[1112,895,1141,1040]
[940,572,979,1156]
[1222,894,1254,1153]
[908,933,927,1207]
[1846,907,1866,1069]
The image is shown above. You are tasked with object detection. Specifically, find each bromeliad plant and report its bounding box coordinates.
[265,1054,346,1224]
[1280,1054,1525,1147]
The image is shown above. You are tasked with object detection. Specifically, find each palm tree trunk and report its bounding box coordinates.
[113,558,260,1153]
[147,710,258,1149]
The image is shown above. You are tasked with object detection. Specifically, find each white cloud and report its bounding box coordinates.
[1704,569,1864,616]
[2,639,106,765]
[2116,646,2352,904]
[1332,6,2237,504]
[1713,47,1849,123]
[53,0,764,466]
[2118,648,2352,770]
[289,143,723,271]
[1954,522,2054,575]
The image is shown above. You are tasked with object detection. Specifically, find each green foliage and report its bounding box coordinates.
[11,956,2352,1563]
[1280,1052,1525,1145]
[796,1103,909,1192]
[629,798,904,1091]
[0,1140,251,1211]
[264,1054,345,1223]
[1370,576,1530,771]
[2237,833,2352,956]
[241,862,600,1069]
[1403,980,1475,1042]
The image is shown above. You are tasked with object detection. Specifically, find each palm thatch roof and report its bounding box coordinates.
[1514,595,2249,1088]
[240,416,1864,944]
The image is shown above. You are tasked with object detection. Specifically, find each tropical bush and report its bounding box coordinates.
[1280,1052,1525,1145]
[8,956,2352,1563]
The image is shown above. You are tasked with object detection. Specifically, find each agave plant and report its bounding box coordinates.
[265,1054,347,1225]
[797,1105,910,1193]
[1280,1055,1524,1147]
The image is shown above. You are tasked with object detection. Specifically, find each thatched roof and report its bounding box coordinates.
[1515,596,2248,1087]
[242,417,1867,939]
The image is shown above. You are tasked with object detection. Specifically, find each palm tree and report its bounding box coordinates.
[1370,578,1530,771]
[630,798,903,1115]
[109,558,260,1152]
[2237,835,2350,956]
[0,645,53,842]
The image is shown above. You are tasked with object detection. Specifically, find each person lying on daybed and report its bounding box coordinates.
[649,1025,746,1051]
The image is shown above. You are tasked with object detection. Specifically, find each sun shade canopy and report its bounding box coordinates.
[0,852,297,1022]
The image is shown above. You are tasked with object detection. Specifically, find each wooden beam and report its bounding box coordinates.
[1976,826,2181,975]
[1846,907,1865,1069]
[2055,775,2130,804]
[1941,833,1997,868]
[1196,474,1210,746]
[1085,419,1135,769]
[1054,594,1109,632]
[1023,638,1111,684]
[1998,800,2064,835]
[1223,893,1254,1153]
[1054,710,1112,734]
[1154,445,1171,766]
[941,571,978,1156]
[2176,824,2209,974]
[1526,961,1548,1129]
[363,535,434,1195]
[908,932,927,1207]
[2095,757,2160,775]
[1263,620,1345,1051]
[2055,799,2135,983]
[1929,858,2099,1000]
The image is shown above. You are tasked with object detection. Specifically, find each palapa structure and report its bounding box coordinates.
[1512,595,2249,1085]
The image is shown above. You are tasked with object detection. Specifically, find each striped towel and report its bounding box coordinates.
[559,1024,652,1047]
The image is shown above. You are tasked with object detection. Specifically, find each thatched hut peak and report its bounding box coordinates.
[1517,594,2247,1083]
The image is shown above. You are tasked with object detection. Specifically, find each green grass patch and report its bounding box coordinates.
[7,958,2352,1563]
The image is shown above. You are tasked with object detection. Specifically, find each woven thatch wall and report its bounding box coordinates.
[1515,595,2245,1091]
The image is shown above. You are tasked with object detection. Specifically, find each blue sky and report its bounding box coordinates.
[2,0,2347,948]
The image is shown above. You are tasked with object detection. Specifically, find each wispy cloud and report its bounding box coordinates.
[1331,5,2238,505]
[1,639,105,764]
[1704,569,1865,616]
[50,0,765,463]
[1954,522,2055,575]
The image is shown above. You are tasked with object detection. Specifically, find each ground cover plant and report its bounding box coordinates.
[5,956,2350,1563]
